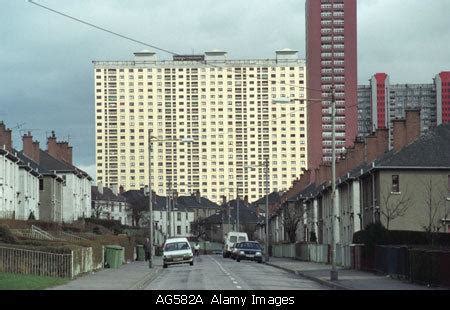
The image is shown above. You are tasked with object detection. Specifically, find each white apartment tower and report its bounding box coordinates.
[94,50,308,204]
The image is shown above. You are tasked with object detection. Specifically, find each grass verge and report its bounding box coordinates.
[0,273,69,290]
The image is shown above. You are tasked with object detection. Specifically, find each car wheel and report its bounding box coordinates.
[236,258,240,262]
[163,264,168,269]
[190,261,194,266]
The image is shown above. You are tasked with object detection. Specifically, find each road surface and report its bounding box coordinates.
[145,255,326,290]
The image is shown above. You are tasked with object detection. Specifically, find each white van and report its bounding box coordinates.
[223,232,249,258]
[163,237,194,268]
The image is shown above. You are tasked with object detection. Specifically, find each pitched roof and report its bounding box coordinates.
[36,150,93,180]
[92,186,126,202]
[175,195,220,209]
[12,150,41,177]
[252,192,283,206]
[203,204,262,225]
[121,189,193,212]
[375,123,450,169]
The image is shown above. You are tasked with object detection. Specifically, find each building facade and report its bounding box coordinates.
[94,50,308,204]
[267,111,450,263]
[358,72,450,145]
[91,184,130,225]
[306,0,358,167]
[0,124,41,220]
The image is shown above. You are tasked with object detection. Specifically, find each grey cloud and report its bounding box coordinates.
[0,0,449,173]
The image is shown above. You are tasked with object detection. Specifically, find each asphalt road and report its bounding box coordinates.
[145,255,326,290]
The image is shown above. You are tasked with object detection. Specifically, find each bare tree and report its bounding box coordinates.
[421,178,447,243]
[282,203,304,243]
[379,184,412,230]
[190,219,208,240]
[91,200,105,219]
[241,223,256,241]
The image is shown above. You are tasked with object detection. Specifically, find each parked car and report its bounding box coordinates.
[162,237,194,268]
[230,242,241,260]
[223,232,249,258]
[234,241,263,263]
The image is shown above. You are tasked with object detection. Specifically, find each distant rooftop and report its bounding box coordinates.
[93,50,305,68]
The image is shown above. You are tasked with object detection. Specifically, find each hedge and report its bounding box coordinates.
[353,223,450,248]
[84,218,124,234]
[0,225,19,244]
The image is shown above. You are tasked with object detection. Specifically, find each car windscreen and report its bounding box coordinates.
[238,242,261,250]
[164,242,190,252]
[230,236,237,243]
[238,236,246,242]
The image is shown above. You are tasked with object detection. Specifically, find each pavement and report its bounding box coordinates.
[49,257,163,290]
[265,257,444,290]
[145,255,326,290]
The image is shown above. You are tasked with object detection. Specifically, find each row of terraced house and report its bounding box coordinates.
[260,109,450,264]
[0,122,92,223]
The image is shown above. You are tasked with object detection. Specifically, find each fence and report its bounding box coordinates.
[0,244,104,279]
[0,246,72,278]
[336,244,351,268]
[295,243,329,263]
[354,245,450,287]
[52,231,89,242]
[11,226,62,241]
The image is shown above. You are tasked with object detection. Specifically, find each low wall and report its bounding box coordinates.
[271,244,296,258]
[273,243,352,268]
[294,243,329,263]
[336,244,352,268]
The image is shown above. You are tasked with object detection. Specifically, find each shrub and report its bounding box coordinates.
[85,218,123,234]
[0,225,18,244]
[353,224,450,248]
[27,212,36,221]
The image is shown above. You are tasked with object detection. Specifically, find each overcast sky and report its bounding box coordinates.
[1,0,449,179]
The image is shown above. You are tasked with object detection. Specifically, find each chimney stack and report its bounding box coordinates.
[366,128,389,162]
[97,182,104,195]
[47,131,59,158]
[119,185,124,194]
[22,132,40,163]
[393,109,421,152]
[0,122,13,152]
[46,131,73,164]
[405,109,421,145]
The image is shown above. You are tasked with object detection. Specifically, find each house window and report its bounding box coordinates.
[186,226,189,234]
[392,175,400,193]
[39,179,44,191]
[177,212,181,221]
[177,226,181,235]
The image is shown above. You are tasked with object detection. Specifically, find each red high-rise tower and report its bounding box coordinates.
[436,71,450,125]
[306,0,358,169]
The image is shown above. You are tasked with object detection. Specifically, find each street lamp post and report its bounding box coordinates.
[245,160,270,262]
[147,136,154,269]
[330,87,338,281]
[264,158,270,263]
[272,95,338,281]
[236,187,240,232]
